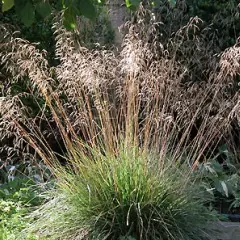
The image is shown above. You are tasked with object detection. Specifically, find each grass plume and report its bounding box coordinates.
[0,2,240,239]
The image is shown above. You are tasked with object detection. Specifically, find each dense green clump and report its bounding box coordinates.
[24,145,219,240]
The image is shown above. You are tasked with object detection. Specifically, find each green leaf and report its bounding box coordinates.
[36,1,52,19]
[63,6,77,30]
[125,0,141,11]
[20,1,35,26]
[2,0,14,12]
[14,0,27,13]
[214,180,229,197]
[15,0,35,26]
[73,0,96,19]
[55,0,63,10]
[220,181,229,197]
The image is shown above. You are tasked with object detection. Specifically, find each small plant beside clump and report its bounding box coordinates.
[196,144,240,213]
[0,178,44,240]
[24,144,218,240]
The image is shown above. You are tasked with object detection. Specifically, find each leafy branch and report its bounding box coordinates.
[1,0,176,29]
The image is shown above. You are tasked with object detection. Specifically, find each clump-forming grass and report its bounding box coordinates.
[22,144,218,240]
[1,2,240,239]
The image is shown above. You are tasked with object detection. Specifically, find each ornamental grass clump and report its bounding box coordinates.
[1,3,240,240]
[24,144,217,240]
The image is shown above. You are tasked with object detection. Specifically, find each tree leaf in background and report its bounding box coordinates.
[73,0,97,20]
[125,0,141,11]
[2,0,14,12]
[36,1,52,19]
[14,0,28,14]
[63,6,77,30]
[19,1,35,27]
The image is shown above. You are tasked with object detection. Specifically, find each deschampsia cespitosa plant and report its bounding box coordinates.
[21,144,218,240]
[0,1,240,239]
